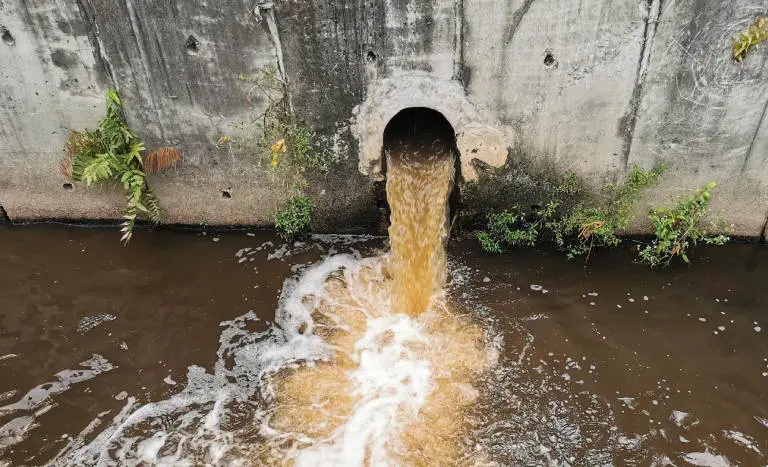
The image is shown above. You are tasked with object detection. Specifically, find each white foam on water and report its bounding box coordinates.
[77,314,117,333]
[723,430,761,455]
[681,450,731,466]
[53,254,450,466]
[0,355,115,456]
[670,410,690,427]
[289,313,432,466]
[53,256,358,465]
[0,355,115,416]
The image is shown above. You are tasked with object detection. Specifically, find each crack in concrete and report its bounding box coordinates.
[741,96,768,174]
[496,0,536,119]
[452,0,464,82]
[620,0,662,173]
[124,0,168,143]
[74,0,117,87]
[502,0,536,45]
[257,3,292,115]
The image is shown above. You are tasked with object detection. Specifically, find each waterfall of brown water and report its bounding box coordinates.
[386,142,456,317]
[51,134,490,466]
[261,139,490,465]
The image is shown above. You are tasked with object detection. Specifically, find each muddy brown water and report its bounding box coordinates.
[0,225,766,465]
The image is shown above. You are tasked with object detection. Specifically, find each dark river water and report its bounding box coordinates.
[0,225,766,465]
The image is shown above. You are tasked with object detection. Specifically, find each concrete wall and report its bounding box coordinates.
[1,0,767,235]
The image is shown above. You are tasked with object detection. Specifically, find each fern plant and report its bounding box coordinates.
[62,89,181,244]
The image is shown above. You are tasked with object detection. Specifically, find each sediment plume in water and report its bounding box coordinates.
[56,137,492,465]
[264,139,491,464]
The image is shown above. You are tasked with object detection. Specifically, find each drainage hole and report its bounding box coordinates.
[221,189,232,199]
[1,27,14,46]
[543,52,556,67]
[185,35,199,55]
[366,50,377,63]
[63,183,74,191]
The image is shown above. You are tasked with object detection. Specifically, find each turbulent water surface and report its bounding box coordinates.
[0,142,767,465]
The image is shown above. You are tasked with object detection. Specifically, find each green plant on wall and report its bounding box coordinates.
[218,66,339,189]
[476,171,585,253]
[217,65,343,239]
[638,182,730,267]
[477,165,667,261]
[559,164,667,259]
[732,16,768,61]
[275,195,315,240]
[61,89,181,244]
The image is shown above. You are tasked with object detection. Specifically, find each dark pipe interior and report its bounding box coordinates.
[383,107,456,151]
[378,107,462,234]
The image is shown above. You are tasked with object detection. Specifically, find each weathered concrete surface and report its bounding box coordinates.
[1,0,768,235]
[626,0,768,234]
[0,0,377,229]
[462,0,647,180]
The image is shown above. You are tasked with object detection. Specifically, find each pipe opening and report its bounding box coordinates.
[383,107,456,152]
[379,108,462,234]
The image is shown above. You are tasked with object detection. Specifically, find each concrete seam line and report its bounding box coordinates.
[73,0,117,87]
[741,97,768,174]
[452,0,464,82]
[620,0,663,174]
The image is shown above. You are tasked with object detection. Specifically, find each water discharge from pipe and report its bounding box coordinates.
[263,137,491,464]
[387,142,455,317]
[55,125,493,466]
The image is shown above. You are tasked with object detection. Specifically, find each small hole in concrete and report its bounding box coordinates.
[63,183,74,191]
[185,35,199,55]
[221,190,232,199]
[2,28,15,46]
[544,53,556,67]
[366,50,377,62]
[471,148,478,154]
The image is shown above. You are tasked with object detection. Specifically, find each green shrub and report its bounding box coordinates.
[477,165,665,260]
[61,89,180,244]
[476,171,585,254]
[638,182,729,267]
[477,231,504,254]
[559,164,666,259]
[275,195,315,240]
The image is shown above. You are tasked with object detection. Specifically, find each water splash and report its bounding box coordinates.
[55,138,494,465]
